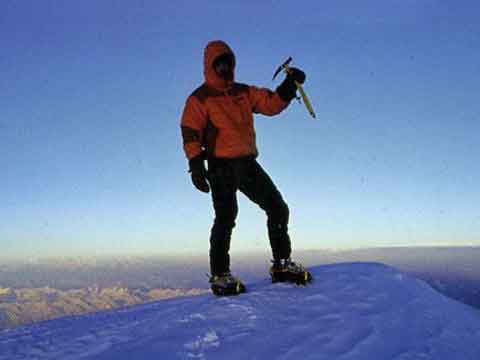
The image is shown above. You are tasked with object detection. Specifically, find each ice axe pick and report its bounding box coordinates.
[273,57,316,119]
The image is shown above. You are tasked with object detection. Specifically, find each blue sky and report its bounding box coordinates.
[1,1,479,259]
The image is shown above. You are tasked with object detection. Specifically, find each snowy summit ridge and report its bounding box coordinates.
[1,262,479,359]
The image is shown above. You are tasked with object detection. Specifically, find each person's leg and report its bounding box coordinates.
[238,159,292,260]
[208,159,238,275]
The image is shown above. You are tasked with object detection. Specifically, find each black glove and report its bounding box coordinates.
[189,156,210,193]
[276,67,306,102]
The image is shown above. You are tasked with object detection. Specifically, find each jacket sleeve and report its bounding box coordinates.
[180,95,208,160]
[248,85,289,116]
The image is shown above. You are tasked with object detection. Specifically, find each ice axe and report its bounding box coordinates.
[273,57,316,119]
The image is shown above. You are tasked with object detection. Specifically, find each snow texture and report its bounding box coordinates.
[1,262,479,359]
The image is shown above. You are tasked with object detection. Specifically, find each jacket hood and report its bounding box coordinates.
[204,40,236,91]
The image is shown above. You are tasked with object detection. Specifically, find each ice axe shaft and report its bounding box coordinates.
[274,57,316,119]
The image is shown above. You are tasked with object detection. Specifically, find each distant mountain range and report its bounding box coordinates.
[0,286,206,330]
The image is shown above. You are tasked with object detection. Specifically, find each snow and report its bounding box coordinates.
[1,262,479,359]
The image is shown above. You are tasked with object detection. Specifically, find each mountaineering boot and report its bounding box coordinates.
[269,258,313,285]
[209,272,246,296]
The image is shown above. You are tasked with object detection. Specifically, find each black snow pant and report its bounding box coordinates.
[207,156,292,276]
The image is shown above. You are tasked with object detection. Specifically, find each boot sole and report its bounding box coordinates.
[211,281,246,296]
[270,270,313,285]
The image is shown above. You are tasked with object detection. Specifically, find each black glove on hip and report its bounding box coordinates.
[276,67,306,102]
[189,156,210,193]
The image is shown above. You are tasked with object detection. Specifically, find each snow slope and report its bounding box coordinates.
[1,262,479,360]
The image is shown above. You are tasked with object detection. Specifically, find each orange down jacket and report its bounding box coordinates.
[180,40,289,160]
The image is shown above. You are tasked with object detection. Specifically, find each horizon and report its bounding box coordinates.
[2,248,480,335]
[3,245,480,331]
[1,244,480,263]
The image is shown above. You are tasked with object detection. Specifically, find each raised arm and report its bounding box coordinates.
[249,86,289,116]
